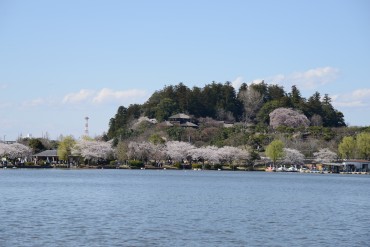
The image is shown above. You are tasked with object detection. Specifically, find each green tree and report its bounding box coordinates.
[265,140,284,167]
[115,141,128,162]
[167,126,185,141]
[57,136,76,161]
[174,82,190,113]
[338,136,356,159]
[307,91,322,118]
[127,104,142,120]
[267,84,285,101]
[28,138,45,153]
[155,98,177,121]
[142,92,162,118]
[107,106,129,139]
[356,132,370,159]
[188,86,206,117]
[321,94,346,127]
[288,85,303,106]
[149,133,165,145]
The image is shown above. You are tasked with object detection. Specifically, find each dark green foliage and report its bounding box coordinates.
[127,104,142,120]
[156,98,177,121]
[107,81,346,143]
[307,126,335,141]
[248,133,269,150]
[142,82,242,122]
[128,160,144,169]
[28,138,46,153]
[107,104,145,140]
[192,163,202,169]
[210,128,233,147]
[267,84,286,101]
[149,133,165,145]
[167,126,185,141]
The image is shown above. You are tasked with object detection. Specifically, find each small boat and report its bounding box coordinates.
[276,166,286,172]
[265,166,275,172]
[287,166,298,172]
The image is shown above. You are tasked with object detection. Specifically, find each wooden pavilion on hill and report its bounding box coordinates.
[168,113,198,128]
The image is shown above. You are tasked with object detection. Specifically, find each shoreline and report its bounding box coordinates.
[2,166,369,175]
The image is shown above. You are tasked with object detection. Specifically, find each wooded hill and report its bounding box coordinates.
[102,81,366,160]
[107,81,346,141]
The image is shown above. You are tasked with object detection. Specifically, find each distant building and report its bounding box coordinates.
[342,160,370,172]
[168,113,198,128]
[33,150,59,164]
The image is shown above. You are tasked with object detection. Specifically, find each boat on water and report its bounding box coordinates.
[287,166,298,172]
[265,166,275,172]
[265,165,298,172]
[276,165,287,172]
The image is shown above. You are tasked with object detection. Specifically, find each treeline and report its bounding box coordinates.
[107,81,345,139]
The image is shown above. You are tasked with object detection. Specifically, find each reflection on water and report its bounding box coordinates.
[1,169,369,246]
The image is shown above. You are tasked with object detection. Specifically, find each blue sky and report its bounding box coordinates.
[1,0,369,140]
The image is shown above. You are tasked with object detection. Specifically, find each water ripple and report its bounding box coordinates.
[1,170,369,246]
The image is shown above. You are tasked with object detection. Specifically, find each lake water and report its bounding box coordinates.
[0,169,369,247]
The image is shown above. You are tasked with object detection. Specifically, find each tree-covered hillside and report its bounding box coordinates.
[107,81,346,140]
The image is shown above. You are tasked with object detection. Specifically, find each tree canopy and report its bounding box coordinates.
[265,140,284,166]
[107,81,346,142]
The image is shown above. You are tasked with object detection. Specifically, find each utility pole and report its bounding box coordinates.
[84,117,89,136]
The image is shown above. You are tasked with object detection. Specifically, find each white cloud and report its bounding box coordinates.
[231,76,268,90]
[264,67,339,89]
[62,89,95,104]
[332,88,370,108]
[351,89,370,99]
[62,88,148,105]
[21,98,46,108]
[92,88,148,104]
[333,101,366,107]
[250,79,265,85]
[29,98,45,107]
[0,102,12,109]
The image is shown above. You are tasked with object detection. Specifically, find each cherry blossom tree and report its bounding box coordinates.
[313,148,337,163]
[0,143,12,157]
[283,148,305,166]
[218,146,249,169]
[73,139,114,164]
[189,146,220,169]
[269,107,310,129]
[0,143,32,164]
[203,146,221,164]
[165,141,195,163]
[151,143,166,167]
[127,141,153,162]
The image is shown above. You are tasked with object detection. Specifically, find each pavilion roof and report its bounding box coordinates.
[169,113,191,119]
[33,149,58,157]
